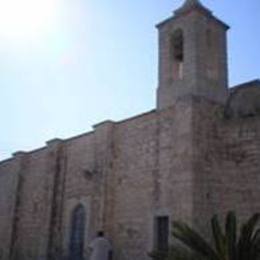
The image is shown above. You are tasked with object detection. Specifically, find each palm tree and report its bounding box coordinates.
[167,212,260,260]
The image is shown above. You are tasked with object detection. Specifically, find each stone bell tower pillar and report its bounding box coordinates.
[156,0,229,110]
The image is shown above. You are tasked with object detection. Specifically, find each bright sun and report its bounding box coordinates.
[0,0,59,40]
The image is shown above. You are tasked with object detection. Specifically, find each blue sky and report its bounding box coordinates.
[0,0,259,160]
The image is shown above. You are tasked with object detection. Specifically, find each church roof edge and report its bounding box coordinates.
[230,79,260,91]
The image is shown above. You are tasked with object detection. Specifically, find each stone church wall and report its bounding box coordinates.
[1,97,260,260]
[12,148,51,260]
[191,97,260,233]
[0,98,210,260]
[109,98,195,260]
[61,132,96,258]
[0,159,19,260]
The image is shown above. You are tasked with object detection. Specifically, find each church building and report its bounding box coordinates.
[0,0,260,259]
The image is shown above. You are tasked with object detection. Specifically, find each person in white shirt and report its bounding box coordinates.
[89,231,112,260]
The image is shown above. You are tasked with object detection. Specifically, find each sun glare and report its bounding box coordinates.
[0,0,59,41]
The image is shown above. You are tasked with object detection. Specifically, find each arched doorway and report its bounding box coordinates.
[69,204,86,260]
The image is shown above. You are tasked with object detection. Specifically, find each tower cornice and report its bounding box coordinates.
[174,0,212,16]
[156,0,229,30]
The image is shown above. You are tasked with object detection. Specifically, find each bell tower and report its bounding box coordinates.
[157,0,229,110]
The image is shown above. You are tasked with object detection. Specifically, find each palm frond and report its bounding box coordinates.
[166,212,260,260]
[167,244,207,260]
[238,213,260,260]
[172,221,218,260]
[211,214,227,259]
[225,211,237,260]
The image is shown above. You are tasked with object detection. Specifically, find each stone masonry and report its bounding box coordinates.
[0,0,260,260]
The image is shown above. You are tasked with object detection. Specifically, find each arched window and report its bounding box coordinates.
[69,204,86,260]
[171,29,184,80]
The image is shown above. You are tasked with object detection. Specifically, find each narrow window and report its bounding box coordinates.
[206,29,212,48]
[69,204,86,260]
[171,30,184,80]
[154,216,169,251]
[206,28,218,79]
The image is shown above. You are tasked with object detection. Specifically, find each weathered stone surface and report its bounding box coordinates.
[225,80,260,118]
